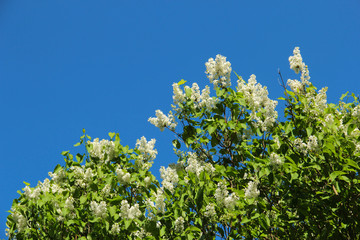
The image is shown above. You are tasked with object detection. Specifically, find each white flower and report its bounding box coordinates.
[136,136,157,170]
[205,54,232,88]
[160,166,179,193]
[48,168,66,183]
[148,110,177,131]
[294,138,308,155]
[120,200,142,220]
[116,167,131,184]
[128,204,142,219]
[39,178,51,193]
[156,221,162,228]
[289,47,311,85]
[12,212,27,233]
[88,138,115,163]
[185,152,215,177]
[84,168,93,182]
[244,181,260,199]
[352,106,360,118]
[110,223,120,235]
[144,176,151,187]
[354,144,360,155]
[287,79,304,93]
[65,196,75,211]
[307,135,319,152]
[154,190,166,214]
[23,186,41,199]
[199,85,218,110]
[185,83,201,102]
[101,184,111,197]
[214,181,228,204]
[224,193,239,210]
[204,203,216,218]
[237,74,278,131]
[90,201,107,218]
[269,153,283,166]
[289,47,304,75]
[174,216,185,232]
[172,82,186,105]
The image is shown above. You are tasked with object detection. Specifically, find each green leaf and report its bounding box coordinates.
[80,195,87,204]
[61,151,69,156]
[329,171,346,182]
[108,132,115,139]
[241,217,251,224]
[124,219,132,229]
[340,91,349,101]
[160,226,166,237]
[23,181,30,186]
[172,139,181,149]
[178,79,187,85]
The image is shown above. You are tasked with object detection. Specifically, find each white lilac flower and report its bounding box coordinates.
[269,153,283,166]
[224,193,239,210]
[289,47,305,75]
[300,87,328,118]
[135,136,157,170]
[172,82,186,105]
[244,181,260,199]
[148,110,177,131]
[204,203,216,218]
[120,200,142,220]
[237,74,278,131]
[199,85,218,110]
[205,54,232,88]
[156,221,162,228]
[65,196,75,211]
[70,166,91,188]
[48,168,66,183]
[154,190,166,214]
[173,82,218,111]
[110,223,120,235]
[23,186,41,200]
[116,167,131,184]
[84,168,94,182]
[129,204,142,219]
[185,152,203,177]
[160,166,179,193]
[352,105,360,118]
[287,79,304,93]
[273,135,281,148]
[101,184,111,197]
[324,114,334,127]
[132,229,149,239]
[51,183,64,194]
[185,152,215,177]
[144,176,151,186]
[214,181,228,204]
[294,138,308,155]
[174,216,185,233]
[88,138,116,163]
[90,201,107,218]
[184,83,201,102]
[307,135,319,152]
[12,212,27,233]
[355,144,360,155]
[40,178,50,193]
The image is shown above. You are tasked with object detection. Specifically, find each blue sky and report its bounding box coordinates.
[1,0,359,237]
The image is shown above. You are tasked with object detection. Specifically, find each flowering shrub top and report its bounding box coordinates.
[6,48,360,239]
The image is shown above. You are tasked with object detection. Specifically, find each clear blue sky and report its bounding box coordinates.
[1,0,359,237]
